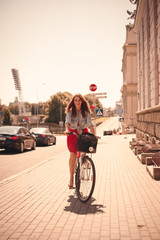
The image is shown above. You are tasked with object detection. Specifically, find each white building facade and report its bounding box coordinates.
[121,25,137,128]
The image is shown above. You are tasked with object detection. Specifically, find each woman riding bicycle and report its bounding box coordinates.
[64,93,95,189]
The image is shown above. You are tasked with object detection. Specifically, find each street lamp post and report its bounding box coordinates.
[37,83,46,127]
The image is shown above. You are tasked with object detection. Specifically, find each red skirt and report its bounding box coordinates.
[67,128,89,153]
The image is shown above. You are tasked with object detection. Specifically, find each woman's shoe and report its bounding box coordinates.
[68,184,75,189]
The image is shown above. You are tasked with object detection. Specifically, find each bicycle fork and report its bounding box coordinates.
[80,154,91,181]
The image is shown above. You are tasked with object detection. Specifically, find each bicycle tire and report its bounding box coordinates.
[75,156,96,203]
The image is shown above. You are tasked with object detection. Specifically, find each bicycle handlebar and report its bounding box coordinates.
[66,131,101,139]
[67,131,77,135]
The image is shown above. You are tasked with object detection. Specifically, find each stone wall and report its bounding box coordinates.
[136,105,160,140]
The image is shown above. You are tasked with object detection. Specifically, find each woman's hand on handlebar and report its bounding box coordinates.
[64,130,70,135]
[64,131,76,136]
[64,123,71,135]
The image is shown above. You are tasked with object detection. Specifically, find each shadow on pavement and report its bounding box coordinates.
[64,194,106,215]
[0,149,31,155]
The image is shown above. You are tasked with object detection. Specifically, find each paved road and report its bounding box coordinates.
[96,116,121,136]
[0,136,68,181]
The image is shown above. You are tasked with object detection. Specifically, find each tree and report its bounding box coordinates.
[30,102,48,115]
[31,104,37,115]
[84,94,103,109]
[9,103,19,115]
[45,92,72,124]
[2,107,12,125]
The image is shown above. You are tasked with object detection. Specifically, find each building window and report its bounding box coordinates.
[142,18,145,110]
[138,33,141,111]
[147,0,151,108]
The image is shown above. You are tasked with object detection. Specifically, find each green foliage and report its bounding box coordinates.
[9,103,19,115]
[31,104,37,115]
[84,94,103,109]
[25,102,31,113]
[26,102,48,115]
[45,92,72,124]
[2,107,12,125]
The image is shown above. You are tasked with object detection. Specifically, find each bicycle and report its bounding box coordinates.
[68,132,99,203]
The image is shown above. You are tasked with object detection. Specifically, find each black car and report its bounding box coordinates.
[30,127,56,146]
[103,129,113,136]
[0,126,36,153]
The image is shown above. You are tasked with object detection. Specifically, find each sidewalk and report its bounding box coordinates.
[0,134,160,240]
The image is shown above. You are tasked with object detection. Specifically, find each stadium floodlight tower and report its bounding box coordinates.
[11,68,26,115]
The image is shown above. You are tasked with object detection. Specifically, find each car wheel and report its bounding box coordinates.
[19,142,24,153]
[47,139,50,146]
[31,141,36,150]
[53,138,56,145]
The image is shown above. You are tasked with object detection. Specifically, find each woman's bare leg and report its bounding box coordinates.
[69,152,76,187]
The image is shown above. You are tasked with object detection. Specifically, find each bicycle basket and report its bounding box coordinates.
[77,133,98,153]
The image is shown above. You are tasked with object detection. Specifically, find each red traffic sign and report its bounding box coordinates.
[89,84,97,92]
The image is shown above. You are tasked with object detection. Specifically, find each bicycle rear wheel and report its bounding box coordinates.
[75,156,96,203]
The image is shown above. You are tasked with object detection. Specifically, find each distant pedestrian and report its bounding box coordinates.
[64,93,95,189]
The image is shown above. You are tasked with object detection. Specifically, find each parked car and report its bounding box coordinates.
[103,129,113,136]
[30,127,56,146]
[0,126,36,153]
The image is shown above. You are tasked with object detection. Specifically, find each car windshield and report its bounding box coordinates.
[30,128,46,134]
[0,127,18,135]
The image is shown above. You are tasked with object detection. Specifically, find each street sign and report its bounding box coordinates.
[95,96,107,99]
[115,109,123,114]
[89,84,97,92]
[88,92,107,98]
[119,117,124,122]
[89,92,106,96]
[96,109,103,117]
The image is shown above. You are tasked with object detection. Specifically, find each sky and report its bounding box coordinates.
[0,0,136,108]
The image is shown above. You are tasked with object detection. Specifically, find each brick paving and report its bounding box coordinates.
[0,134,160,240]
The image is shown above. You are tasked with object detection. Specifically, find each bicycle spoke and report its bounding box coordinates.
[75,157,95,202]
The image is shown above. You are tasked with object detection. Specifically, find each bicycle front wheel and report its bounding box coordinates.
[75,156,96,203]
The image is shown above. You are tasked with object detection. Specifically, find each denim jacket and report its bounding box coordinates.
[65,111,93,134]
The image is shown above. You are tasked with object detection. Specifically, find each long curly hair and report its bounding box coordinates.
[66,93,91,118]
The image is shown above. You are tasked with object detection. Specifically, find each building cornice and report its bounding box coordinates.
[136,105,160,115]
